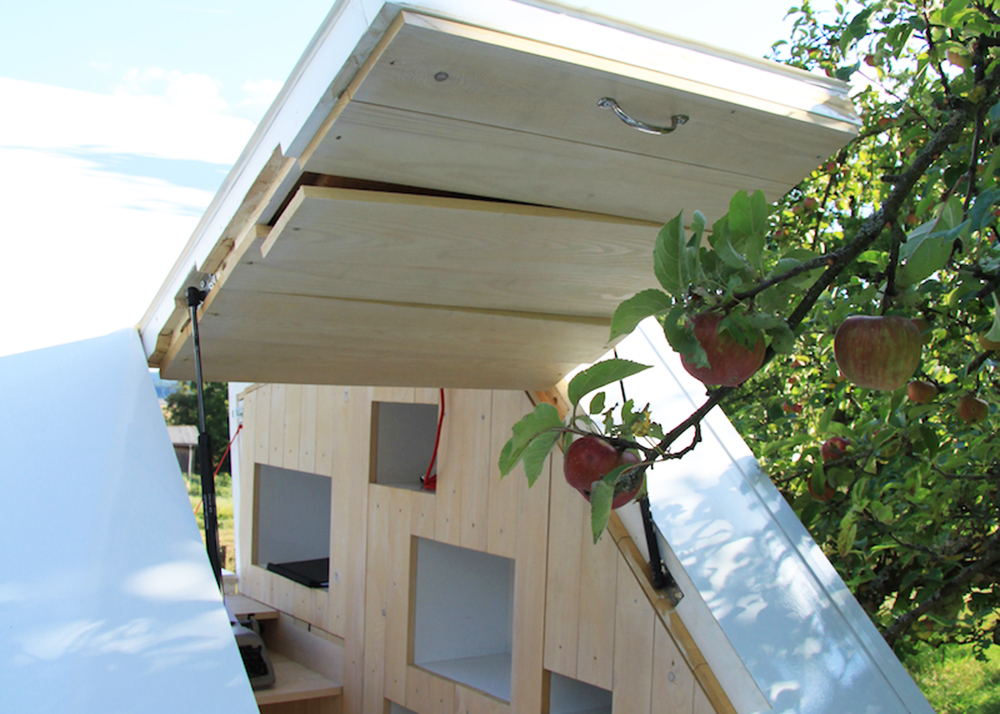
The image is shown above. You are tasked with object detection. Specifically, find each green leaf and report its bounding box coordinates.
[838,519,858,558]
[835,62,860,81]
[898,234,955,286]
[590,480,614,543]
[498,402,563,479]
[989,100,1000,124]
[745,231,765,275]
[690,210,707,246]
[567,359,651,408]
[610,290,673,340]
[589,392,606,415]
[661,306,706,368]
[728,190,768,239]
[969,187,1000,232]
[987,293,1000,342]
[708,231,753,271]
[653,213,688,299]
[520,430,561,488]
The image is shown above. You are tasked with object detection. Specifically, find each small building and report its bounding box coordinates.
[123,2,933,713]
[167,424,199,476]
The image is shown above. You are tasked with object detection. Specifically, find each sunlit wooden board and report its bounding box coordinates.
[301,12,858,223]
[159,289,613,389]
[249,186,660,318]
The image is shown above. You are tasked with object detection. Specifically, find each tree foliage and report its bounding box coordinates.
[163,381,231,474]
[502,0,1000,658]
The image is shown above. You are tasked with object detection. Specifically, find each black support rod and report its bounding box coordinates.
[187,286,223,591]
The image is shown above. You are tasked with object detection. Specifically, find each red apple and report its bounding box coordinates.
[564,436,641,509]
[782,401,803,414]
[833,316,922,391]
[957,395,989,424]
[906,380,938,404]
[808,478,836,501]
[821,436,850,463]
[680,312,766,387]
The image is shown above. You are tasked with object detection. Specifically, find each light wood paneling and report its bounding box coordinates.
[300,385,319,473]
[255,384,271,464]
[410,490,435,540]
[161,289,607,390]
[543,447,584,679]
[384,488,412,703]
[576,510,619,691]
[454,684,509,714]
[238,383,733,714]
[457,391,492,552]
[509,444,550,713]
[269,384,287,467]
[651,617,698,714]
[259,186,658,319]
[363,486,392,714]
[434,390,463,546]
[284,384,303,470]
[486,390,526,559]
[611,560,654,714]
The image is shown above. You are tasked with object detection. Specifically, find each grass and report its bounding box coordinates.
[905,643,1000,714]
[184,471,235,572]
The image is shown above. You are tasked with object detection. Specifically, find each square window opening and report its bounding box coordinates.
[370,401,440,491]
[411,537,514,701]
[254,464,331,588]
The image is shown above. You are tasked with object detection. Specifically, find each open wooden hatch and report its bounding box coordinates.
[149,6,859,389]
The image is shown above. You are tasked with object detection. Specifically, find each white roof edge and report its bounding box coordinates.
[139,0,859,360]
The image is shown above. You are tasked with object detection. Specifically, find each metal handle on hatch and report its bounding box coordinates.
[597,97,689,135]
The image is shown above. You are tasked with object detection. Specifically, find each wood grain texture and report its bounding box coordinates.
[269,384,287,467]
[383,488,412,703]
[434,390,463,546]
[255,384,271,465]
[576,505,618,691]
[342,387,375,714]
[454,684,509,714]
[543,446,583,678]
[363,486,391,714]
[651,618,696,714]
[611,560,654,714]
[486,390,528,560]
[509,451,550,713]
[352,15,856,173]
[259,185,658,319]
[300,385,319,474]
[303,102,791,227]
[239,389,258,578]
[284,384,303,471]
[457,391,492,551]
[410,490,436,540]
[160,289,609,390]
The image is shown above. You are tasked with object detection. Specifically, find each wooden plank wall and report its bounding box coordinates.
[237,384,725,714]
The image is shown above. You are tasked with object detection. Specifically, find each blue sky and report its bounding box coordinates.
[0,0,829,358]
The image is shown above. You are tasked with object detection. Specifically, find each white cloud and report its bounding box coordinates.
[0,78,258,358]
[116,67,229,114]
[239,78,283,113]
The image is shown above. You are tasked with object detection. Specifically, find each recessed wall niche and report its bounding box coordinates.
[411,538,514,701]
[548,671,613,714]
[254,464,331,588]
[370,401,440,491]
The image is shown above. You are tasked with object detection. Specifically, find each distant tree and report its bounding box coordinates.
[164,382,231,475]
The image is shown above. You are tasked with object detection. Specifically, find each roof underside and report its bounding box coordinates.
[151,5,858,389]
